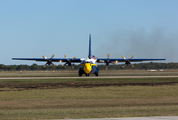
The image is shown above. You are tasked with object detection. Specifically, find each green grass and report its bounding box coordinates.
[0,85,178,119]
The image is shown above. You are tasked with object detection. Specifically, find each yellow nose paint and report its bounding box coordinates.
[83,63,92,74]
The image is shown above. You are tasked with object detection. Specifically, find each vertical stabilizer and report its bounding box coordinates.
[88,34,92,59]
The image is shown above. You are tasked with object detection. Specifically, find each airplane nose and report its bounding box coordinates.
[83,63,92,74]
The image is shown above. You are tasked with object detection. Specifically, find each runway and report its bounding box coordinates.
[0,75,178,79]
[60,116,178,120]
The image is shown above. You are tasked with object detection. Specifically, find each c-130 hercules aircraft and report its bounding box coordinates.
[12,34,166,77]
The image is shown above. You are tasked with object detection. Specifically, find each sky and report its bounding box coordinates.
[0,0,178,65]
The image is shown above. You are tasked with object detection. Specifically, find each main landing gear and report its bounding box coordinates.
[85,73,98,77]
[78,73,83,77]
[86,74,90,77]
[78,72,98,77]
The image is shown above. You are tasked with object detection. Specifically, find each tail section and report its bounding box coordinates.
[88,34,92,59]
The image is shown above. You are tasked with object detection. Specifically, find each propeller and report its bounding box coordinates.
[105,54,110,70]
[121,55,134,68]
[100,54,115,70]
[42,54,55,68]
[62,55,76,69]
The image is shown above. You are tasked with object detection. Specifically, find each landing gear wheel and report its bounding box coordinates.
[95,73,98,76]
[86,74,89,77]
[78,72,83,77]
[79,74,82,77]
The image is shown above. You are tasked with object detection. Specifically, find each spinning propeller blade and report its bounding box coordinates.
[50,54,55,60]
[62,55,76,69]
[105,54,110,70]
[42,55,48,60]
[121,55,134,68]
[100,54,115,70]
[42,54,56,67]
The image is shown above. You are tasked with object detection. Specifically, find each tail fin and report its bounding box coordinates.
[88,34,91,59]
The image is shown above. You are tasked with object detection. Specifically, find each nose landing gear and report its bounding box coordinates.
[86,74,90,77]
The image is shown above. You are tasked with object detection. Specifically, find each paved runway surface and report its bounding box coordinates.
[1,76,178,79]
[60,116,178,120]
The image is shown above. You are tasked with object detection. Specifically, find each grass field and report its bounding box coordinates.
[0,76,178,119]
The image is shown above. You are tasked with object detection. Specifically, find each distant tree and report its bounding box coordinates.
[1,62,178,71]
[30,64,39,70]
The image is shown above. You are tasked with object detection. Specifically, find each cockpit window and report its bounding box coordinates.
[81,60,94,64]
[85,61,94,64]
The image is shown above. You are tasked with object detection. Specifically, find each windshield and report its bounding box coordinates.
[81,60,94,64]
[80,60,94,64]
[85,61,94,64]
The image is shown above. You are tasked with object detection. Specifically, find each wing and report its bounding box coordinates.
[12,58,81,63]
[97,58,166,63]
[97,58,166,70]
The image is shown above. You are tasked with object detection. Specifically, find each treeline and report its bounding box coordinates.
[0,62,178,71]
[99,62,178,70]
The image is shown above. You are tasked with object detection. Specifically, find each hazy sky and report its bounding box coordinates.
[0,0,178,65]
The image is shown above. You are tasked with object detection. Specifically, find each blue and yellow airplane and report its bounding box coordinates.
[12,34,166,77]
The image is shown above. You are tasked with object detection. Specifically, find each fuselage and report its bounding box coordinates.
[78,58,99,76]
